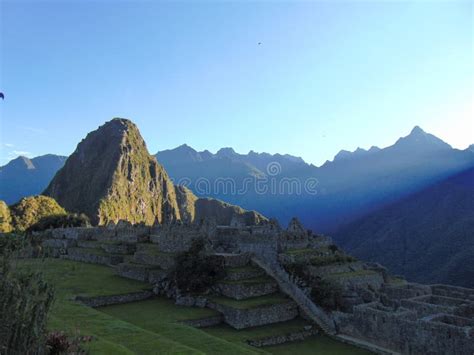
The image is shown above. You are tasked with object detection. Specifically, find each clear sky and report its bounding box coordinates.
[0,0,472,166]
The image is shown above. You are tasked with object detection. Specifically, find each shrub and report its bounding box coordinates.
[310,277,344,311]
[0,233,28,254]
[28,213,91,232]
[170,239,226,293]
[0,252,55,353]
[46,330,92,354]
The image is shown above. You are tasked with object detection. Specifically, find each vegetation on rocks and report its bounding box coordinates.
[44,118,182,226]
[0,200,13,232]
[10,195,66,231]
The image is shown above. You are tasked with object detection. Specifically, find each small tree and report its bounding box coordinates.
[170,239,226,294]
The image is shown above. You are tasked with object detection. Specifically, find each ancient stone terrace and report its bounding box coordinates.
[334,283,474,354]
[35,218,474,354]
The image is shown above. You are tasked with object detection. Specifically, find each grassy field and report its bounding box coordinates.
[15,258,371,354]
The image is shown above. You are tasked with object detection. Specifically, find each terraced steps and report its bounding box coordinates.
[101,241,137,255]
[62,247,124,265]
[216,276,278,300]
[116,262,167,283]
[224,266,265,281]
[203,317,318,348]
[132,244,176,269]
[208,294,298,329]
[252,256,337,335]
[327,270,384,289]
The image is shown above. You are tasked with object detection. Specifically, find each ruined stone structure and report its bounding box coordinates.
[35,218,474,354]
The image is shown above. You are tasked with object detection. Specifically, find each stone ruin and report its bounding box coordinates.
[34,218,474,354]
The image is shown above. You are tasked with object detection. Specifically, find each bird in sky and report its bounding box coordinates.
[0,92,4,100]
[258,42,262,45]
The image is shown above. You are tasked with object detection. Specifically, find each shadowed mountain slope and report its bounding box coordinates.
[156,127,474,232]
[333,167,474,287]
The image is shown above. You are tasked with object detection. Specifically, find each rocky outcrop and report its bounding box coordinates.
[175,185,266,226]
[194,198,266,226]
[44,118,182,225]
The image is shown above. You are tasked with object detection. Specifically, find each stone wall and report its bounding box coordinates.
[208,300,299,329]
[75,290,153,307]
[336,303,474,355]
[215,280,277,300]
[247,326,319,347]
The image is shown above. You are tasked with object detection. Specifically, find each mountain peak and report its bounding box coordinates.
[8,156,35,170]
[410,125,425,135]
[394,126,451,151]
[216,147,237,157]
[176,143,196,152]
[45,118,181,225]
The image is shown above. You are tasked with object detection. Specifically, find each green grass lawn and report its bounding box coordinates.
[284,248,316,255]
[266,336,371,355]
[15,258,256,354]
[14,258,371,354]
[203,318,311,342]
[100,298,219,322]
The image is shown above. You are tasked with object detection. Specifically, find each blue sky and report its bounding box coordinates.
[0,0,472,166]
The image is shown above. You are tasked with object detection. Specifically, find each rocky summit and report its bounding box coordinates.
[44,118,265,226]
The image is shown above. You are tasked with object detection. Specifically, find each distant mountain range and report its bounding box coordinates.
[1,126,473,233]
[156,126,474,232]
[333,166,474,288]
[0,154,66,204]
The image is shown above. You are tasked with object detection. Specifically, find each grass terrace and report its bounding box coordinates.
[13,258,372,354]
[284,248,316,256]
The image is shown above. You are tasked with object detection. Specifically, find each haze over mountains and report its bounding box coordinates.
[0,154,66,204]
[2,125,473,233]
[334,167,474,288]
[156,126,474,233]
